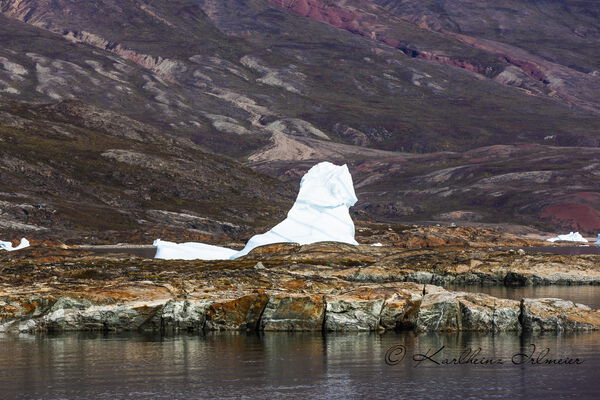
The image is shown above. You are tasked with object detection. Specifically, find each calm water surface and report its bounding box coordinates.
[1,331,599,400]
[448,285,600,309]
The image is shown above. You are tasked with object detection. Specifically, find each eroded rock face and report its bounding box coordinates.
[205,294,269,331]
[325,296,384,331]
[520,298,600,332]
[458,294,521,332]
[261,295,324,331]
[144,300,210,332]
[14,297,164,332]
[415,291,521,333]
[416,292,462,332]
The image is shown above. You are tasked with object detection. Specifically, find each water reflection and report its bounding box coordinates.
[1,331,598,399]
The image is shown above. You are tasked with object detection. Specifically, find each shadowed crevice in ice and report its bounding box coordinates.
[154,162,358,260]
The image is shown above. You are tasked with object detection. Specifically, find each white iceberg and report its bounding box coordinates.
[547,232,588,243]
[154,161,359,260]
[595,234,600,245]
[153,239,238,260]
[0,238,30,252]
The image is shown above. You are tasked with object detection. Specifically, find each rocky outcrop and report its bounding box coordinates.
[2,284,597,334]
[1,242,599,333]
[415,292,521,332]
[519,298,600,332]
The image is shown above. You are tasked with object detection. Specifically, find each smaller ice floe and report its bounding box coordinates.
[0,238,30,251]
[153,239,237,260]
[596,234,600,245]
[371,243,383,247]
[547,232,588,243]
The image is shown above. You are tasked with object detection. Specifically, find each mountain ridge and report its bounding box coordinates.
[1,0,599,238]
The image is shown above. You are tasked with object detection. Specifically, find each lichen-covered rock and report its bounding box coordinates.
[0,296,55,331]
[143,299,210,331]
[324,295,384,331]
[416,292,462,332]
[519,298,600,331]
[1,240,599,333]
[458,294,520,332]
[379,293,420,331]
[205,294,269,331]
[416,292,521,332]
[260,295,324,331]
[16,297,163,332]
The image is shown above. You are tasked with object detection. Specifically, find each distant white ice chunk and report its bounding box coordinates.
[153,161,359,260]
[153,239,238,260]
[547,232,588,243]
[0,238,30,251]
[371,242,383,247]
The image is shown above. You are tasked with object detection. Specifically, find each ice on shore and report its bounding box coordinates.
[154,162,359,260]
[0,238,30,252]
[547,232,588,243]
[153,239,238,260]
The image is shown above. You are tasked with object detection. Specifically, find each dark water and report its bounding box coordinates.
[1,331,599,400]
[520,246,600,255]
[448,285,600,309]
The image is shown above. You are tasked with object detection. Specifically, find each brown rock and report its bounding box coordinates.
[205,294,269,331]
[260,295,324,331]
[520,298,600,332]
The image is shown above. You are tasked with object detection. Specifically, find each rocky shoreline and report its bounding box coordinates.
[1,239,599,334]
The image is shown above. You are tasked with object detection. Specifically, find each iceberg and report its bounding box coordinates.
[153,239,238,260]
[232,162,358,258]
[596,234,600,245]
[0,238,30,252]
[154,161,359,260]
[547,232,588,243]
